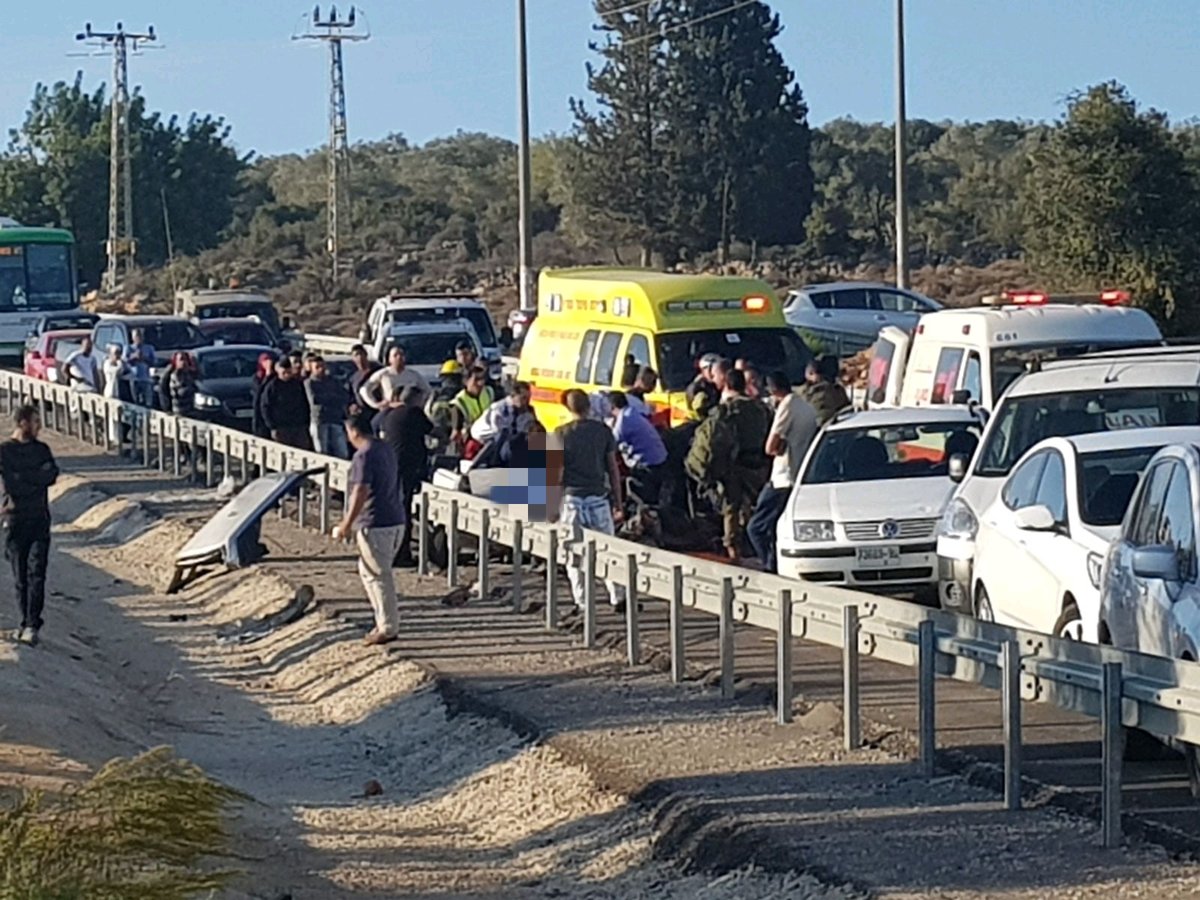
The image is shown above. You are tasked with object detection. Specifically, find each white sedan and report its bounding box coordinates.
[972,426,1200,641]
[777,406,983,603]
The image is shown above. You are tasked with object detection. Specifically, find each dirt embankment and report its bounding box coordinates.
[0,475,844,899]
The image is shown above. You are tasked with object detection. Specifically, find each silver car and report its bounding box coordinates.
[1099,442,1200,794]
[784,282,941,355]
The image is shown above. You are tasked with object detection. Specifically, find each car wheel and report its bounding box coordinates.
[428,525,449,571]
[1052,603,1083,640]
[974,584,995,622]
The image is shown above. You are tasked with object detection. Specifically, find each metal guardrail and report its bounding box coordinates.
[2,367,1197,847]
[301,332,360,357]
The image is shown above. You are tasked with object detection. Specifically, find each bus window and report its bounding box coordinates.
[575,330,600,383]
[931,348,964,404]
[593,332,623,386]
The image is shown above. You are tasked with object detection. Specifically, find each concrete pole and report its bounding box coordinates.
[894,0,909,290]
[516,0,535,312]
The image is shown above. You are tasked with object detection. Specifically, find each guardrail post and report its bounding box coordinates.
[277,451,287,518]
[719,577,735,700]
[918,620,937,778]
[777,590,793,724]
[1002,640,1023,811]
[140,412,149,467]
[512,520,524,613]
[844,605,861,749]
[670,565,685,684]
[223,432,232,484]
[447,498,460,587]
[319,467,330,535]
[240,437,249,482]
[297,470,308,528]
[172,424,181,477]
[90,398,100,446]
[157,419,166,471]
[36,389,48,440]
[625,553,639,666]
[101,403,112,454]
[545,528,559,629]
[583,540,597,649]
[417,492,430,577]
[205,429,216,488]
[190,426,201,483]
[1101,661,1124,848]
[477,509,490,601]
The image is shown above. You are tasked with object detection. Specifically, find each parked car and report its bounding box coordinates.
[190,344,278,428]
[24,328,90,382]
[23,311,100,352]
[196,317,278,348]
[176,288,300,347]
[1100,439,1200,796]
[785,282,940,355]
[937,346,1200,616]
[92,315,211,382]
[972,427,1200,641]
[362,293,501,374]
[775,406,983,603]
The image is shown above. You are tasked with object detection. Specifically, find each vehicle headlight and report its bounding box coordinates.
[1087,552,1103,590]
[194,392,221,409]
[938,498,979,541]
[793,520,836,542]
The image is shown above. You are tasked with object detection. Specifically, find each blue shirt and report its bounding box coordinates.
[124,342,157,382]
[612,407,667,468]
[350,438,406,529]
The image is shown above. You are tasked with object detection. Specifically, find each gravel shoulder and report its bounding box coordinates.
[0,435,1198,898]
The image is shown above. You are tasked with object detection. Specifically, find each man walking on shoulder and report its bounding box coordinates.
[556,389,626,610]
[0,406,59,645]
[335,414,406,646]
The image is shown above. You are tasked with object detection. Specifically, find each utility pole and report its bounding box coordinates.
[893,0,909,289]
[295,6,369,282]
[75,22,157,295]
[516,0,535,312]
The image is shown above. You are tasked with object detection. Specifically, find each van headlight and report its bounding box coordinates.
[1087,552,1103,590]
[194,392,221,410]
[938,498,978,541]
[793,520,835,542]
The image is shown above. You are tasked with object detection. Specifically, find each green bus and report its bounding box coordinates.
[0,218,80,357]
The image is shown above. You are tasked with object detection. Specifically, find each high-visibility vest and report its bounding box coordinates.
[453,387,494,425]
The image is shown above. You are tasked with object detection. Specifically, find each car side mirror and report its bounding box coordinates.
[1014,504,1058,532]
[948,453,969,483]
[951,389,971,405]
[1132,545,1180,582]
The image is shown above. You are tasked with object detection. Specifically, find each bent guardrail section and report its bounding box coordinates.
[1,367,1195,848]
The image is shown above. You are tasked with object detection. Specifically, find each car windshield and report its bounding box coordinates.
[43,314,97,331]
[195,303,280,334]
[990,341,1162,403]
[204,322,273,345]
[142,321,209,351]
[802,421,982,484]
[656,328,813,392]
[384,331,474,366]
[383,307,497,348]
[198,349,270,380]
[976,387,1200,477]
[1077,446,1162,527]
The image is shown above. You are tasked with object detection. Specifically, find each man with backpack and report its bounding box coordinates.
[685,368,772,562]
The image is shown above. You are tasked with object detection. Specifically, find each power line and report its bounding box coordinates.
[74,21,158,295]
[294,5,370,283]
[624,0,760,45]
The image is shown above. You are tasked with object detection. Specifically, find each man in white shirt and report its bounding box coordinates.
[358,346,431,412]
[65,336,102,394]
[470,381,538,462]
[747,370,819,572]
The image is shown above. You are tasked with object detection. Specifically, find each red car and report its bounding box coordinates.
[25,329,91,383]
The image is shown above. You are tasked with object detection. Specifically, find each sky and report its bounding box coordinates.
[0,1,1198,158]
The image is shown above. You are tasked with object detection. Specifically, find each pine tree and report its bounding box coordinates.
[567,0,675,264]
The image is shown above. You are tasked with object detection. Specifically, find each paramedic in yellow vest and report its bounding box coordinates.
[451,366,496,453]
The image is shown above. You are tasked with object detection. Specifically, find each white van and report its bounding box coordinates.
[936,346,1200,614]
[867,292,1163,411]
[362,293,501,372]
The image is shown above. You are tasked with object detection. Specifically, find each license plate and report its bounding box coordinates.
[856,546,901,568]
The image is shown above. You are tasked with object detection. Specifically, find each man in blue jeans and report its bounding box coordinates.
[747,371,818,573]
[124,328,157,407]
[555,389,626,609]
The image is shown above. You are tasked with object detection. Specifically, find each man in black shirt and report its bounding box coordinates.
[555,389,626,610]
[0,405,58,645]
[374,386,433,566]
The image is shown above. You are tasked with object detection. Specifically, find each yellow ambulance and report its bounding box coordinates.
[517,267,814,431]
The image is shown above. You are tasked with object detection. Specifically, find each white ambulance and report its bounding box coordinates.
[866,291,1164,411]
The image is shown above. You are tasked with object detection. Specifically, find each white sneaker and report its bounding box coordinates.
[17,627,37,646]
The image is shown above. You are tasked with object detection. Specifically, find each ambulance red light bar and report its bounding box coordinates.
[1004,290,1048,306]
[1099,289,1130,305]
[982,289,1131,307]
